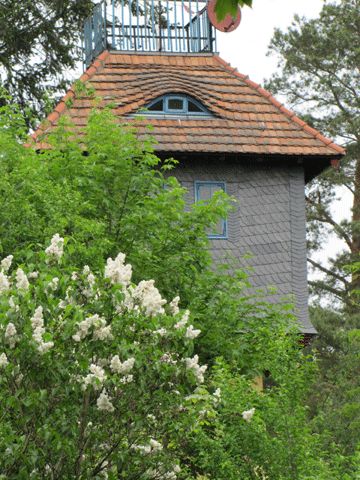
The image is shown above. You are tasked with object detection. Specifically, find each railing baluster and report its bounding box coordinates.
[181,0,185,52]
[166,0,170,51]
[144,0,148,51]
[151,0,155,50]
[111,0,115,48]
[174,0,178,51]
[136,0,140,49]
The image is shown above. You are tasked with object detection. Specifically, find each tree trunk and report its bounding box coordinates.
[350,155,360,297]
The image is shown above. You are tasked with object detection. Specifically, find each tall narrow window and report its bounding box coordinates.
[195,181,227,239]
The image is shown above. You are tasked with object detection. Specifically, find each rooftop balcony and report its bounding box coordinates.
[83,0,217,68]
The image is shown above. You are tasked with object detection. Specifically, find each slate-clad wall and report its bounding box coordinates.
[171,158,314,334]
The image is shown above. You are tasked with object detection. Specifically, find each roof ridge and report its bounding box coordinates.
[213,55,345,156]
[32,50,110,141]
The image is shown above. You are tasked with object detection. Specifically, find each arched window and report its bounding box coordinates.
[144,94,211,116]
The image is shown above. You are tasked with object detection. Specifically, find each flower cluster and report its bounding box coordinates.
[185,354,207,384]
[105,252,132,287]
[16,268,29,291]
[185,324,201,340]
[81,265,96,298]
[174,309,190,329]
[45,234,64,262]
[1,255,13,273]
[30,306,54,354]
[0,272,10,293]
[242,407,255,422]
[83,363,107,390]
[0,352,8,368]
[110,355,135,374]
[5,322,17,349]
[146,463,181,480]
[132,280,166,317]
[132,438,163,455]
[169,295,180,315]
[97,390,115,412]
[72,314,112,342]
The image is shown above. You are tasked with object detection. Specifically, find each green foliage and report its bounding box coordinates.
[215,0,252,21]
[309,306,360,477]
[0,0,94,125]
[0,104,230,307]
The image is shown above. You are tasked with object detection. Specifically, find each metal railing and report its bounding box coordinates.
[83,0,216,67]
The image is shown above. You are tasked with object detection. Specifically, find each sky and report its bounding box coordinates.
[217,0,324,84]
[216,0,352,274]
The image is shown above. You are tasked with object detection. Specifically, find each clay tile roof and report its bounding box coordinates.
[31,50,345,158]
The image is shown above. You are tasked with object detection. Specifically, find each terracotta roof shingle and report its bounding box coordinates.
[32,50,345,158]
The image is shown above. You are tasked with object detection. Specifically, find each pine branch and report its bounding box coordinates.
[306,195,353,250]
[307,257,350,289]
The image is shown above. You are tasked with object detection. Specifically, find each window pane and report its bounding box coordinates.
[197,184,212,201]
[168,98,184,110]
[188,100,202,112]
[149,100,163,111]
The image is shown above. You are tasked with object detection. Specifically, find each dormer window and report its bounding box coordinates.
[145,94,211,116]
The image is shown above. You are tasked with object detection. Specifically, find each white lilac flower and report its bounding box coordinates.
[47,277,59,291]
[110,355,135,374]
[97,390,115,412]
[45,234,64,262]
[28,271,39,279]
[30,306,54,354]
[185,354,207,384]
[15,268,29,291]
[82,364,107,390]
[149,439,163,452]
[153,328,167,336]
[71,271,78,281]
[72,314,111,342]
[213,388,221,401]
[0,353,9,368]
[174,309,190,329]
[104,253,132,287]
[87,272,95,286]
[132,439,163,455]
[5,322,17,348]
[119,374,133,384]
[185,325,201,339]
[160,353,177,364]
[1,255,13,273]
[242,407,255,422]
[93,324,112,341]
[169,295,180,315]
[132,280,166,317]
[146,463,180,480]
[0,272,10,294]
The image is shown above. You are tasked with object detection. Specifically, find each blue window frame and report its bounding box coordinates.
[195,181,227,239]
[144,94,211,116]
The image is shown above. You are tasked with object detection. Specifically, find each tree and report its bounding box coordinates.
[0,0,94,125]
[266,0,360,311]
